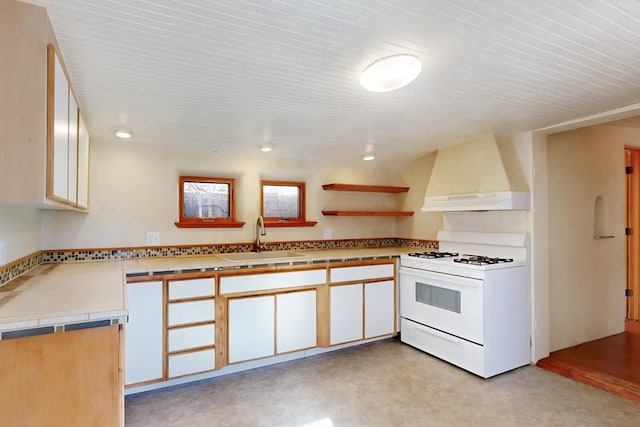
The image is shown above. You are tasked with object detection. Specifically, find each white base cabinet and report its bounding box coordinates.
[364,280,395,338]
[276,290,317,353]
[329,263,396,346]
[125,281,163,385]
[227,289,318,364]
[228,296,275,363]
[330,284,363,345]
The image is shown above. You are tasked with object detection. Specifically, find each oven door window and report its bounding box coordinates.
[415,281,461,313]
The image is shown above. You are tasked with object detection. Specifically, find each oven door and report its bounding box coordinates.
[399,266,483,345]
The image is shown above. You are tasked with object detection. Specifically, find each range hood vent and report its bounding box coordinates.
[422,135,530,212]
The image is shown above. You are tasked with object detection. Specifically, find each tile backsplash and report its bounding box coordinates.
[0,238,436,286]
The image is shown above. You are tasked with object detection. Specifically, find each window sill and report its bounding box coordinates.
[174,221,246,228]
[264,220,318,228]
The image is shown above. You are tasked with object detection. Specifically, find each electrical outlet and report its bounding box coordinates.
[0,242,5,265]
[146,232,160,246]
[323,228,332,239]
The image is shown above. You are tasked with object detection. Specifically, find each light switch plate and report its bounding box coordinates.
[146,232,160,246]
[0,242,6,265]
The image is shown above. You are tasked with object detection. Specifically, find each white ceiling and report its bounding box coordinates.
[23,0,640,165]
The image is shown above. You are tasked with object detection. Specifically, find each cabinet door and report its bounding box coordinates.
[364,280,395,338]
[125,281,163,385]
[67,94,78,205]
[330,283,363,345]
[227,296,275,363]
[276,290,317,353]
[51,53,69,201]
[76,113,90,209]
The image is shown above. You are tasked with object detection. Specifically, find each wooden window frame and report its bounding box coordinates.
[260,180,317,227]
[175,176,245,228]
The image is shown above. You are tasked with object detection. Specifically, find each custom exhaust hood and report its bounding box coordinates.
[422,135,531,212]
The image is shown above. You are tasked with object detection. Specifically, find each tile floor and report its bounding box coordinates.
[125,338,640,427]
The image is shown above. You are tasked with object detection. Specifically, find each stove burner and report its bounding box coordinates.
[408,251,459,259]
[453,255,514,265]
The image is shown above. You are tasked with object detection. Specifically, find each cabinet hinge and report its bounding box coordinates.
[626,289,633,297]
[626,166,634,174]
[626,227,633,236]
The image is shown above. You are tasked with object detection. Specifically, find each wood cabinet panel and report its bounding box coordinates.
[0,325,123,427]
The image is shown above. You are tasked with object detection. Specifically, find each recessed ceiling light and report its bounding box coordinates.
[363,153,376,161]
[112,128,132,139]
[360,54,422,93]
[259,143,275,152]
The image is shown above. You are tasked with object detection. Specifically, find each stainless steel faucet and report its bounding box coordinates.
[255,216,266,252]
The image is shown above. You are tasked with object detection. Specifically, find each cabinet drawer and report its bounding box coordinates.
[330,263,394,283]
[168,349,215,378]
[168,299,215,326]
[168,278,215,300]
[400,318,484,377]
[220,269,325,294]
[168,324,215,352]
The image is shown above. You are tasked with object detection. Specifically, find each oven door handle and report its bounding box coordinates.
[412,322,462,344]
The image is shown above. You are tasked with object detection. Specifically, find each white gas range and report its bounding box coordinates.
[399,231,530,378]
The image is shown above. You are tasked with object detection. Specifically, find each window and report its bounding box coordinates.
[175,176,244,228]
[260,180,317,227]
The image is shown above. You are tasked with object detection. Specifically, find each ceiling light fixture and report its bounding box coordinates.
[360,54,422,93]
[259,143,275,152]
[112,128,132,139]
[363,153,376,161]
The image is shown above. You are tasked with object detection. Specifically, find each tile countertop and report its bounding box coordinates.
[0,261,127,337]
[123,246,415,275]
[0,246,415,337]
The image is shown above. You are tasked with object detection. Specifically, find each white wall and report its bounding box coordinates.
[547,124,628,351]
[41,139,412,249]
[0,205,41,263]
[395,150,442,240]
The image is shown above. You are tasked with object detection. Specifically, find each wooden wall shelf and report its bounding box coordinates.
[322,210,414,217]
[321,183,413,217]
[322,183,409,193]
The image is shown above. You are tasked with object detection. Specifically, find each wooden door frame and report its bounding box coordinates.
[625,146,640,320]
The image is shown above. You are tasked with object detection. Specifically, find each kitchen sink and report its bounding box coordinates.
[217,251,308,262]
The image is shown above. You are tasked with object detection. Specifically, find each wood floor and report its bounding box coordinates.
[537,320,640,403]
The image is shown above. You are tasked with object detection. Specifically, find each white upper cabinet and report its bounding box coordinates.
[46,44,90,210]
[51,53,69,202]
[0,3,91,209]
[76,114,90,209]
